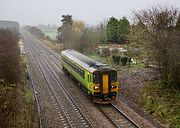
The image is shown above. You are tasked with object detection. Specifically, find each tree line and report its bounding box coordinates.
[0,29,38,127]
[24,25,45,39]
[57,6,180,89]
[131,7,180,89]
[0,29,20,83]
[0,29,21,127]
[58,15,130,44]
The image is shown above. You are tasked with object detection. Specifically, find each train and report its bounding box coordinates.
[60,49,118,104]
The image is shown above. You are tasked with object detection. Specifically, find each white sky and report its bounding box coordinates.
[0,0,180,26]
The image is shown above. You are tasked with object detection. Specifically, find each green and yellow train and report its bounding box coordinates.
[60,49,118,104]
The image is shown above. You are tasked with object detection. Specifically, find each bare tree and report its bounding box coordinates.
[132,6,180,89]
[0,29,20,84]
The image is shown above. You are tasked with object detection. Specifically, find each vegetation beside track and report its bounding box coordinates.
[0,55,38,128]
[42,33,179,128]
[140,81,180,128]
[89,52,180,128]
[0,29,38,127]
[40,6,180,127]
[42,39,61,52]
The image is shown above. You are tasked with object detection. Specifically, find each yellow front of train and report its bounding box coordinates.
[92,69,118,104]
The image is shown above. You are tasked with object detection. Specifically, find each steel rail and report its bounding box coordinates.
[26,65,42,128]
[25,35,74,127]
[42,55,94,128]
[28,32,94,128]
[25,30,141,128]
[111,103,140,128]
[41,42,140,128]
[34,41,138,128]
[97,106,121,128]
[22,37,43,128]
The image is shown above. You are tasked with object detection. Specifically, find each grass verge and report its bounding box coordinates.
[140,80,180,128]
[42,39,61,52]
[0,54,38,128]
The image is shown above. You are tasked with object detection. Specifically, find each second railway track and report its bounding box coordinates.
[32,36,140,128]
[23,30,94,128]
[22,29,144,128]
[97,104,139,128]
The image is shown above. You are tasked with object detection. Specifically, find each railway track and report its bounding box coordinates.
[113,103,139,127]
[96,104,139,128]
[26,37,75,128]
[23,41,43,128]
[22,30,94,128]
[22,30,148,128]
[26,65,43,128]
[29,32,142,127]
[30,36,141,128]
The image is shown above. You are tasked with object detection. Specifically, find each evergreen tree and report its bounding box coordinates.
[58,14,73,43]
[58,14,73,33]
[106,17,119,43]
[118,17,130,43]
[106,17,130,43]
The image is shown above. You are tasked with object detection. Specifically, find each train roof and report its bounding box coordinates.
[61,49,110,73]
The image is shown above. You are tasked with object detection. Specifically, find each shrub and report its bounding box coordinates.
[0,29,20,84]
[121,57,128,65]
[101,48,110,57]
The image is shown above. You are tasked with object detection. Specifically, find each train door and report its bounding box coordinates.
[87,74,92,94]
[102,74,109,94]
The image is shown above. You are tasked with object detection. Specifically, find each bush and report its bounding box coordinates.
[0,29,20,84]
[111,49,119,54]
[0,80,19,127]
[112,55,131,65]
[134,6,180,89]
[112,55,120,64]
[121,57,128,65]
[101,48,110,57]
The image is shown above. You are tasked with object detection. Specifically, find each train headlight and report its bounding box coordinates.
[111,85,117,89]
[94,86,99,90]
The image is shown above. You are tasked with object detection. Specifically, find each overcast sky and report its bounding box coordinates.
[0,0,180,26]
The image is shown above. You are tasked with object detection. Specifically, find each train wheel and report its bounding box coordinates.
[90,94,94,102]
[69,74,74,80]
[81,85,85,91]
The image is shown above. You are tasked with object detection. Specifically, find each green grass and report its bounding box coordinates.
[25,88,34,103]
[140,81,180,128]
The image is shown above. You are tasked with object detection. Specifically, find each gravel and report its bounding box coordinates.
[117,68,167,128]
[25,32,167,128]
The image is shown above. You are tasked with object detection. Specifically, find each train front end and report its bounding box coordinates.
[92,69,118,104]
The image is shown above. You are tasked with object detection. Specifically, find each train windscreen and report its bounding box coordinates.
[110,71,117,82]
[93,72,100,84]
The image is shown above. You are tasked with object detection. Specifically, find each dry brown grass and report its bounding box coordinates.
[42,39,61,52]
[0,29,38,127]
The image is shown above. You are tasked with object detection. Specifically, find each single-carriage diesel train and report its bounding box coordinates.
[60,49,118,104]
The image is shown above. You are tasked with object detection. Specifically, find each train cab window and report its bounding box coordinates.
[110,71,117,82]
[93,73,99,84]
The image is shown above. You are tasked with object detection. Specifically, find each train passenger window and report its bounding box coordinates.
[110,71,117,82]
[82,71,85,79]
[88,75,89,82]
[90,75,92,83]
